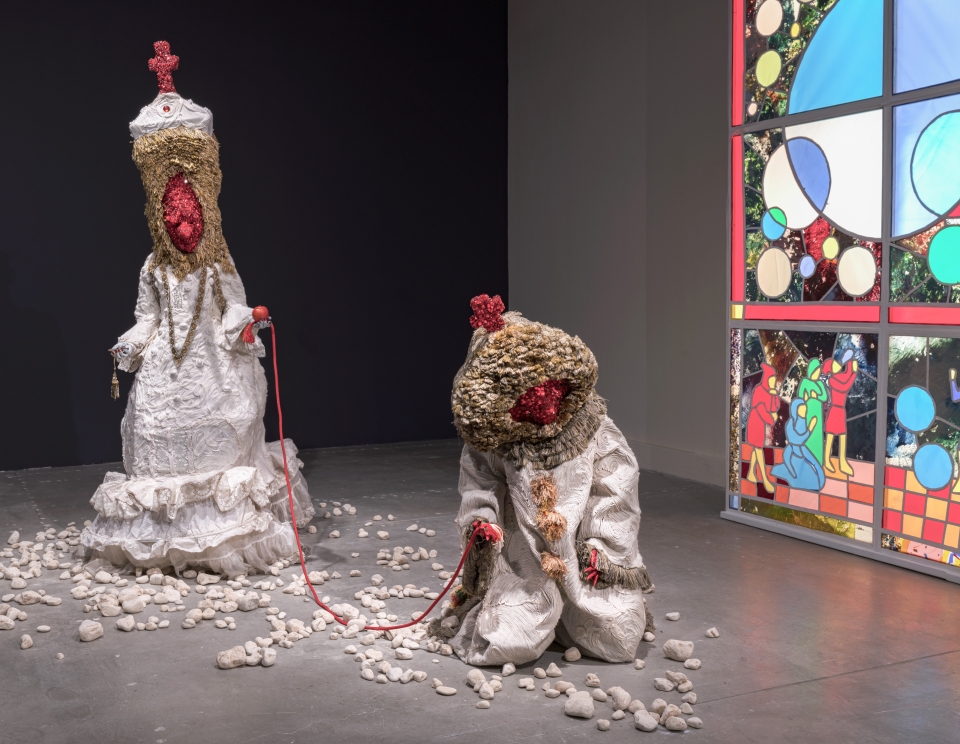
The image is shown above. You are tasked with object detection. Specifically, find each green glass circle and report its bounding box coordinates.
[769,207,787,227]
[928,225,960,285]
[756,51,782,88]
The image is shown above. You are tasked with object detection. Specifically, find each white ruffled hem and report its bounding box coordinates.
[82,513,298,578]
[90,439,312,522]
[81,438,315,577]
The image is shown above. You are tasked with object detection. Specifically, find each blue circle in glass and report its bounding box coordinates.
[913,443,953,491]
[761,208,787,240]
[895,385,936,433]
[798,254,816,278]
[787,137,831,210]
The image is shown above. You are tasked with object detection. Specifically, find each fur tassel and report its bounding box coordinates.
[540,551,568,581]
[537,510,567,542]
[530,475,558,510]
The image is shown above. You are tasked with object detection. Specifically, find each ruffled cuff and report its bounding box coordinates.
[575,539,653,592]
[117,320,158,373]
[222,304,264,357]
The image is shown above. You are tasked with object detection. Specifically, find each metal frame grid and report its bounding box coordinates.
[723,0,960,584]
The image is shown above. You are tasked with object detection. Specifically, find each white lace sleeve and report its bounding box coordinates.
[456,445,506,537]
[578,419,644,571]
[217,261,262,356]
[117,255,160,373]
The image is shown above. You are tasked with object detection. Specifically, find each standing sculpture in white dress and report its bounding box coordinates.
[81,42,313,577]
[434,295,655,664]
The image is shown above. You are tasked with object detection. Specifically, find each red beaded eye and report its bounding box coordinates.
[162,105,171,113]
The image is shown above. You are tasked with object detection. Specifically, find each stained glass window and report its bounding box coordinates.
[730,0,960,580]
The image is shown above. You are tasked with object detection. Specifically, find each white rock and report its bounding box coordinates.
[11,577,26,590]
[665,670,688,684]
[436,686,457,696]
[17,591,42,605]
[79,620,103,642]
[36,625,51,633]
[395,648,413,660]
[361,668,375,681]
[684,658,701,670]
[261,647,277,667]
[634,711,658,731]
[608,686,631,710]
[564,690,595,719]
[545,689,562,698]
[677,680,693,693]
[664,716,687,731]
[467,669,486,686]
[687,717,703,729]
[217,646,247,669]
[236,593,259,612]
[101,604,122,617]
[158,620,169,629]
[642,631,655,642]
[628,700,645,713]
[376,531,389,540]
[56,652,64,659]
[563,647,581,662]
[706,627,720,638]
[517,677,534,688]
[680,702,694,714]
[546,662,562,677]
[663,639,695,662]
[533,667,546,679]
[0,616,15,631]
[665,611,680,621]
[477,700,491,709]
[478,681,495,700]
[7,531,19,545]
[634,659,645,670]
[387,667,403,682]
[597,719,610,731]
[196,573,221,586]
[122,598,146,614]
[413,671,428,682]
[502,662,515,676]
[682,692,697,704]
[554,681,575,693]
[653,678,675,692]
[426,530,436,537]
[612,710,625,721]
[591,688,608,702]
[116,615,136,631]
[585,673,600,688]
[20,633,33,649]
[329,531,340,539]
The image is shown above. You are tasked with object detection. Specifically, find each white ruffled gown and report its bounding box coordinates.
[81,254,314,576]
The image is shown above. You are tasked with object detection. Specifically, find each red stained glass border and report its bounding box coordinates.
[889,306,960,325]
[744,305,881,322]
[732,0,743,127]
[731,134,744,302]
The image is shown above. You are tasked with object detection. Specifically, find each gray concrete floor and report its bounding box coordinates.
[1,439,959,743]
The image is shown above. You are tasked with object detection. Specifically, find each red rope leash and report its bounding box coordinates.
[270,324,481,632]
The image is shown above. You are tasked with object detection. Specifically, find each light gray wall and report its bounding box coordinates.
[508,0,728,486]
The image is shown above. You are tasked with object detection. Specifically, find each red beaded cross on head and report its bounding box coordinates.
[148,41,179,94]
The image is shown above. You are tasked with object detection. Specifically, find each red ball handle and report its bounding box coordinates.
[252,306,270,322]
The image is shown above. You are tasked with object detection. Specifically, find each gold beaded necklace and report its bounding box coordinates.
[160,266,226,367]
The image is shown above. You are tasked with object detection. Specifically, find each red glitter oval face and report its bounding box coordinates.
[162,173,204,253]
[509,379,572,426]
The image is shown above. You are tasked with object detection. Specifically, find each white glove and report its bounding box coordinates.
[110,342,134,359]
[252,317,271,331]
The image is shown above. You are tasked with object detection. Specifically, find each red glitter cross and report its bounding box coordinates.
[148,41,179,93]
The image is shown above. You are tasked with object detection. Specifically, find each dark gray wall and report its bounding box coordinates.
[508,0,728,485]
[0,2,507,471]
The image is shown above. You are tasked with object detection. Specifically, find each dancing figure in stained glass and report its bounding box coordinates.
[824,350,858,476]
[771,399,825,491]
[745,363,779,492]
[797,359,827,465]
